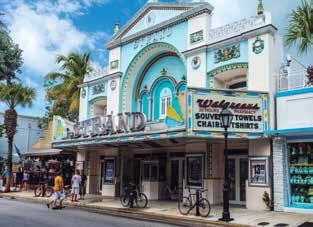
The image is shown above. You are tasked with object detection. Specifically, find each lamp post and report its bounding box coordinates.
[218,108,234,222]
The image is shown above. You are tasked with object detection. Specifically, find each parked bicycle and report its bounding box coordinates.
[34,182,53,197]
[162,185,182,201]
[178,188,211,217]
[120,183,148,208]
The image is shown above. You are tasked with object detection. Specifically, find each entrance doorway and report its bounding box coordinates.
[170,159,184,193]
[228,155,248,205]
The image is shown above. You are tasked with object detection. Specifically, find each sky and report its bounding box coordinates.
[0,0,312,118]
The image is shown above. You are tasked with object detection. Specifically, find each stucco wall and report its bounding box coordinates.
[277,90,313,130]
[246,139,271,210]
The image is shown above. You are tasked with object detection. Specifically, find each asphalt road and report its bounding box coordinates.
[0,198,178,227]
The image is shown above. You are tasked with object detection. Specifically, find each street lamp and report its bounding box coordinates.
[219,108,234,222]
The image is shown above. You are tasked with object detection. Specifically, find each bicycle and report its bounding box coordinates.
[120,183,148,208]
[162,185,182,200]
[34,182,53,197]
[178,188,211,217]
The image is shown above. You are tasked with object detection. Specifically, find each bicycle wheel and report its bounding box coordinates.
[120,194,130,207]
[135,193,148,208]
[178,196,192,215]
[45,187,54,198]
[34,186,42,197]
[198,198,211,217]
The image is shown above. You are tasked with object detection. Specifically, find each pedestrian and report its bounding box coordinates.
[80,170,87,200]
[21,170,29,191]
[0,175,3,191]
[47,171,65,209]
[71,170,81,202]
[16,168,23,190]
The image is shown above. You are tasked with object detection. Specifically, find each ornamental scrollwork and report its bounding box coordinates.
[92,83,105,95]
[214,44,240,63]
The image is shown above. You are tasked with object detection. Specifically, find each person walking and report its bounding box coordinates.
[80,170,87,200]
[21,170,29,191]
[16,168,23,190]
[47,171,65,209]
[71,170,81,202]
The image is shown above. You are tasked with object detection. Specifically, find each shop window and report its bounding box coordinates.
[159,88,172,119]
[142,161,159,182]
[229,81,247,90]
[289,142,313,208]
[185,154,204,188]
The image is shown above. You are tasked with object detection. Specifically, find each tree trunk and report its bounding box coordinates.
[4,137,13,192]
[3,108,17,193]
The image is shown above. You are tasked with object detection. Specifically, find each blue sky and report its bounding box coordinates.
[0,0,312,118]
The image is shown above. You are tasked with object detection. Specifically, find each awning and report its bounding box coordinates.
[22,148,64,157]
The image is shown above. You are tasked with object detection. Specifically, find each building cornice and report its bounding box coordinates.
[79,72,122,88]
[182,24,277,56]
[106,4,213,49]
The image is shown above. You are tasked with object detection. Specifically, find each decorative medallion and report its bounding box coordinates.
[92,83,105,95]
[81,88,86,98]
[214,44,240,63]
[161,68,168,76]
[191,56,201,69]
[145,11,156,28]
[110,60,119,70]
[253,37,264,54]
[110,80,117,91]
[190,30,204,44]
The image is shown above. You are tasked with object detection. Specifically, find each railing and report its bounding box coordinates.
[278,55,310,91]
[207,14,267,44]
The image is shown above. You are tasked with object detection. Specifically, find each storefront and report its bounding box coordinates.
[52,1,282,211]
[272,83,313,213]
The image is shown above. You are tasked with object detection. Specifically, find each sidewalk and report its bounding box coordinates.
[1,191,313,227]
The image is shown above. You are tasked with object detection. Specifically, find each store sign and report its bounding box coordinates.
[104,159,115,184]
[67,112,146,139]
[192,94,264,133]
[249,157,269,186]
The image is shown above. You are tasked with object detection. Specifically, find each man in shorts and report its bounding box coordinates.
[47,171,64,209]
[71,170,81,202]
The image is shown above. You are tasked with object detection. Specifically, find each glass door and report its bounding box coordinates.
[229,156,248,205]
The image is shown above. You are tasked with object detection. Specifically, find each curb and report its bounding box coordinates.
[0,194,252,227]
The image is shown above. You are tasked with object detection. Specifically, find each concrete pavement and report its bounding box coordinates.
[0,198,177,227]
[1,191,313,227]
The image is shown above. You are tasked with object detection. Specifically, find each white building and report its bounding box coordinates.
[52,0,284,211]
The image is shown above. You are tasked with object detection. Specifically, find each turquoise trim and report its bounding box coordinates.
[276,87,313,97]
[152,78,175,121]
[267,127,313,135]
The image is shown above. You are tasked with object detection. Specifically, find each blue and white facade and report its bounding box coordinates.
[271,56,313,213]
[52,0,284,211]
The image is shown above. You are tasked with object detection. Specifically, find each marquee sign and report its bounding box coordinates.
[53,112,146,141]
[192,93,264,133]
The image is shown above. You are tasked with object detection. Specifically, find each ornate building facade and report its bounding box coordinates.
[52,0,283,211]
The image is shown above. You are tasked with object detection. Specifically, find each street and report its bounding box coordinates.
[0,198,179,227]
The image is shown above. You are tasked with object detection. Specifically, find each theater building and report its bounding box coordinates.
[52,0,283,210]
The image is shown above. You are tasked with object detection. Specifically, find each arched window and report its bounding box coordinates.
[159,87,172,119]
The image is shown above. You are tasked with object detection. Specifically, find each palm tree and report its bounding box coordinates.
[0,83,35,192]
[285,0,313,53]
[45,52,92,121]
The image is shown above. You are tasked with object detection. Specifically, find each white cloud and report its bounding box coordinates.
[3,0,110,76]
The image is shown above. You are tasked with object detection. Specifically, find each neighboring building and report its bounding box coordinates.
[271,56,313,213]
[0,113,42,162]
[52,0,283,211]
